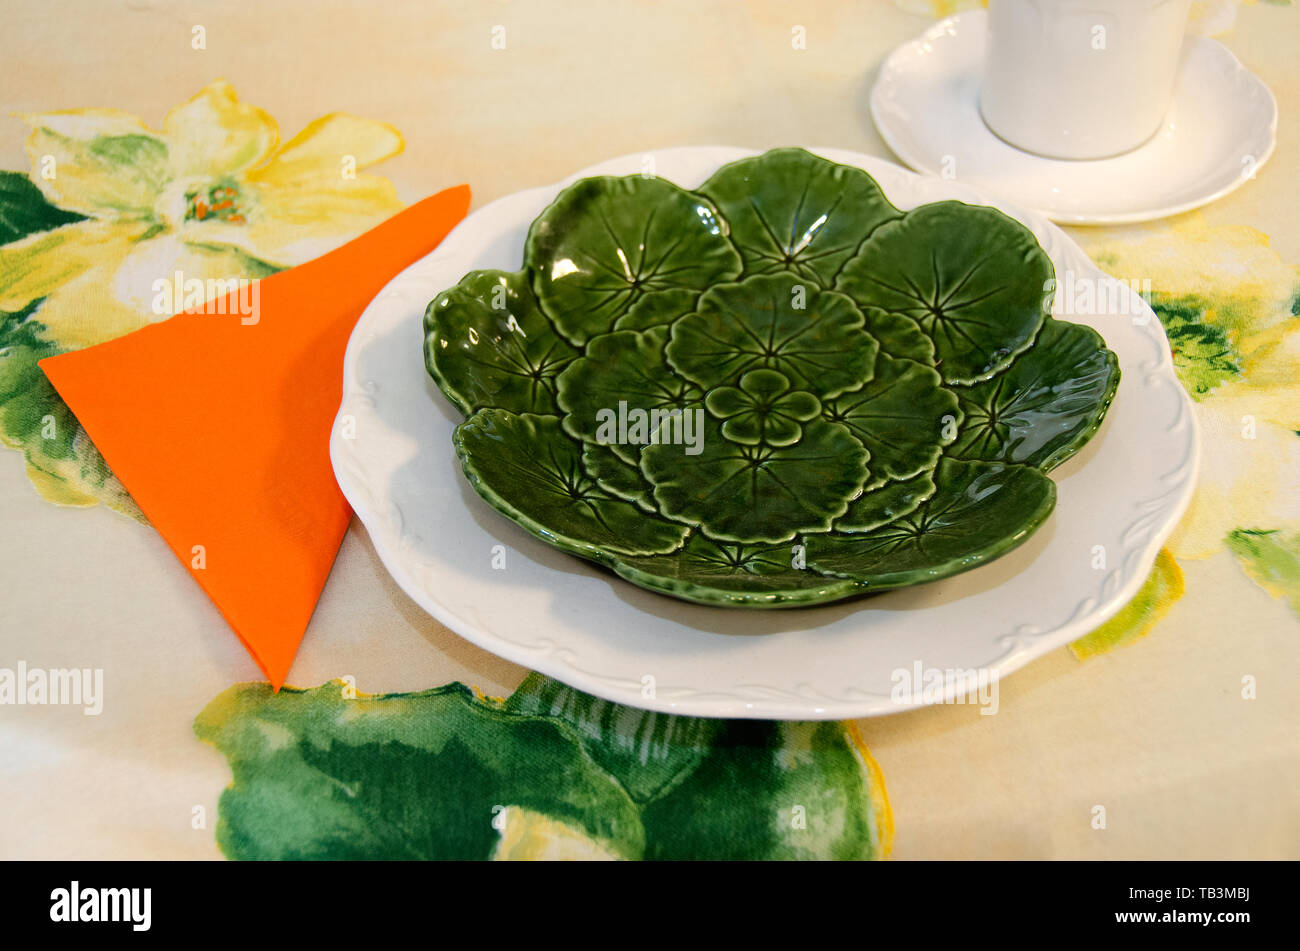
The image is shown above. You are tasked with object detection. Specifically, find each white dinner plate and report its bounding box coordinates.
[330,146,1198,720]
[870,11,1278,225]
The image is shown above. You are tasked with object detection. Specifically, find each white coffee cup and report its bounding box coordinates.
[979,0,1192,160]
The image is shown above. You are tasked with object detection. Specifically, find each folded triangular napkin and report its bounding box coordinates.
[41,185,471,687]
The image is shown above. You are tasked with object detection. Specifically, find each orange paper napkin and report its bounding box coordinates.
[40,185,471,688]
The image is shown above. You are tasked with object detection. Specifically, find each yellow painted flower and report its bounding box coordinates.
[1,80,404,350]
[0,80,405,514]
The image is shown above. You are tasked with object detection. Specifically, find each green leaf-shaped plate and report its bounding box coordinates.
[695,147,900,286]
[803,458,1057,587]
[524,175,742,345]
[425,269,579,416]
[426,149,1119,607]
[835,201,1053,385]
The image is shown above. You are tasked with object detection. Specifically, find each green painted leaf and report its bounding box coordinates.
[524,175,742,345]
[641,413,869,544]
[1148,292,1243,399]
[0,171,86,245]
[805,457,1055,587]
[835,467,937,533]
[947,318,1119,471]
[0,300,72,455]
[454,409,689,557]
[424,269,580,417]
[194,681,645,860]
[504,673,723,804]
[555,325,700,465]
[696,148,900,286]
[823,353,959,486]
[1226,529,1300,618]
[641,719,887,860]
[667,273,878,399]
[197,676,890,860]
[0,299,141,518]
[498,676,890,859]
[836,201,1052,384]
[613,530,863,606]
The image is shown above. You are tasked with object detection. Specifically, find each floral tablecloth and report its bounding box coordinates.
[1,0,1297,859]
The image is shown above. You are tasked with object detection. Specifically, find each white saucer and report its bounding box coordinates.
[330,146,1198,721]
[870,10,1277,225]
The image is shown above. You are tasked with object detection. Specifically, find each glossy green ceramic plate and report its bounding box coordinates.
[424,149,1119,607]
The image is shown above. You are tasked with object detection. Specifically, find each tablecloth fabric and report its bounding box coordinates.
[1,0,1297,859]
